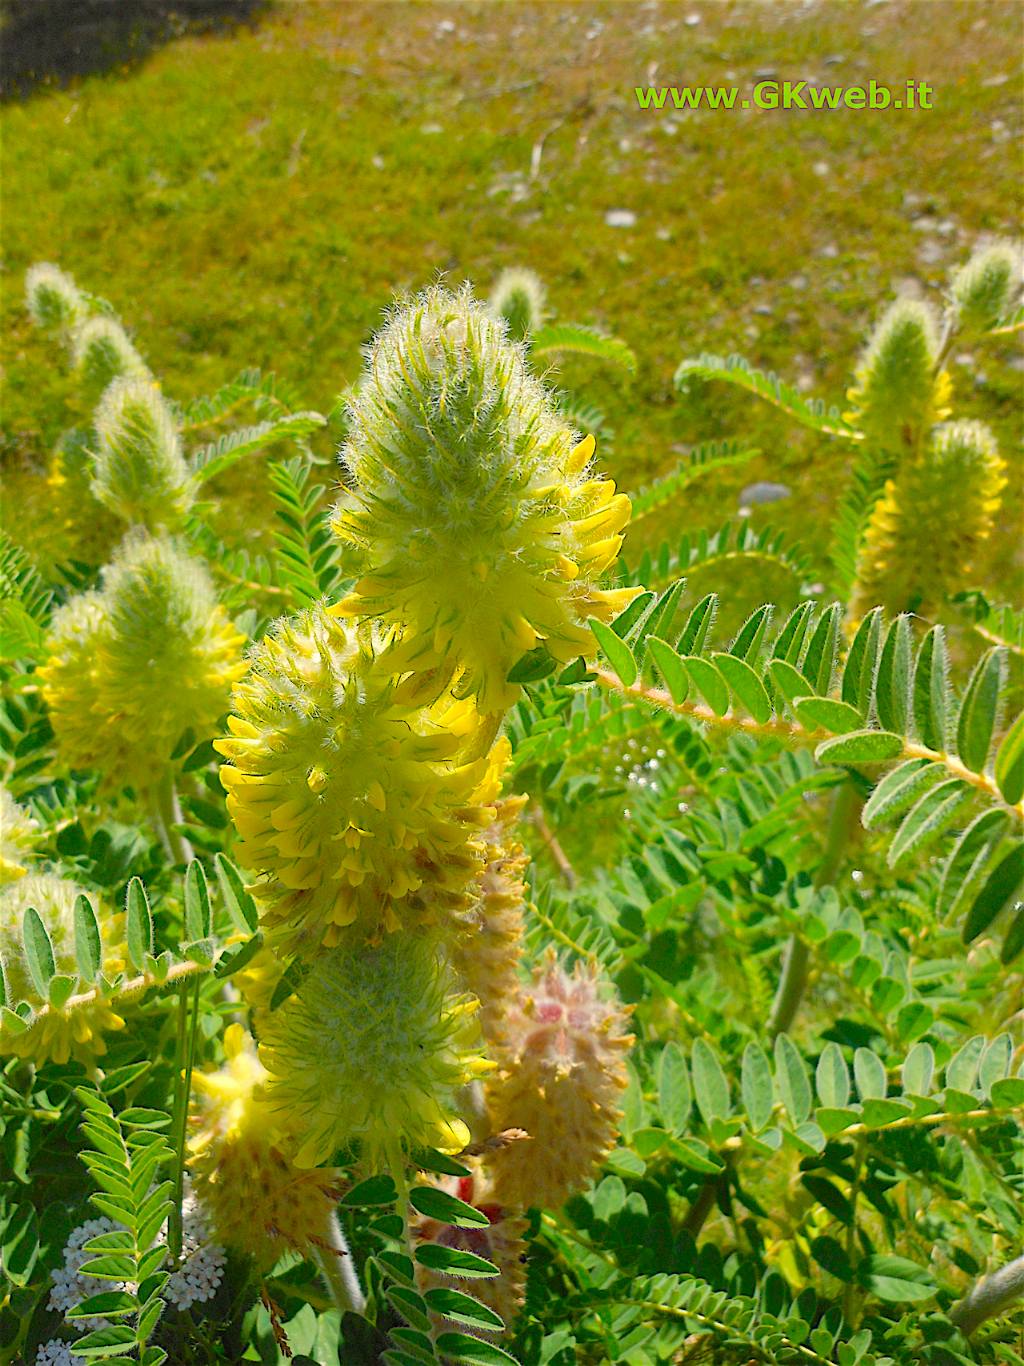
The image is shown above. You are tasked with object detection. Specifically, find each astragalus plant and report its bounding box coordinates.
[1,252,1021,1366]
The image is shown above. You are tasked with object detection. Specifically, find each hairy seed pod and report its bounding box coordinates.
[1,786,40,885]
[489,268,547,341]
[91,377,193,529]
[258,935,493,1169]
[415,1168,527,1339]
[40,537,246,796]
[217,604,507,952]
[485,956,633,1209]
[951,242,1020,334]
[188,1024,343,1266]
[71,317,150,394]
[450,796,528,1048]
[845,298,950,450]
[331,285,640,712]
[0,875,126,1066]
[851,419,1007,620]
[26,263,87,333]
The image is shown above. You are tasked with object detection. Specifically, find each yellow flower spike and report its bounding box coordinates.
[1,786,40,886]
[0,875,127,1067]
[451,796,529,1050]
[258,935,489,1171]
[485,955,634,1210]
[187,1026,344,1268]
[40,537,246,798]
[330,285,639,714]
[850,419,1008,621]
[845,297,946,451]
[220,604,507,954]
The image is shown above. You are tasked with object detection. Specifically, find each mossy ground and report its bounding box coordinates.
[2,0,1021,618]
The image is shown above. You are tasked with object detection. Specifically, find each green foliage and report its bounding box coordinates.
[3,241,1021,1366]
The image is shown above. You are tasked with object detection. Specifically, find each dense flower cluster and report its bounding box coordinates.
[40,536,246,796]
[217,605,508,952]
[259,935,493,1167]
[0,785,39,885]
[845,298,951,449]
[331,285,639,711]
[90,377,192,528]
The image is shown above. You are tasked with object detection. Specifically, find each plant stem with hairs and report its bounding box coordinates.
[769,778,857,1039]
[950,1254,1024,1336]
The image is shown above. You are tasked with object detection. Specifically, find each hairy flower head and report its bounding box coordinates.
[951,241,1020,333]
[258,935,493,1169]
[40,537,246,795]
[846,298,950,450]
[485,957,633,1209]
[851,419,1008,621]
[0,874,126,1066]
[188,1024,342,1266]
[331,286,639,712]
[217,604,507,952]
[72,317,150,394]
[91,377,192,529]
[26,263,88,333]
[451,796,528,1048]
[489,268,546,341]
[1,786,40,885]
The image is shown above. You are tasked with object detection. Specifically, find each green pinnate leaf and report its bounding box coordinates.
[938,808,1011,919]
[591,619,637,687]
[962,842,1024,943]
[712,652,773,723]
[886,778,971,868]
[815,730,903,765]
[21,906,56,997]
[741,1042,774,1132]
[815,1043,850,1109]
[691,1038,730,1122]
[183,859,212,941]
[409,1186,488,1229]
[683,656,730,716]
[74,893,102,984]
[647,636,688,703]
[774,1034,812,1125]
[657,1041,692,1135]
[793,696,863,735]
[125,878,153,971]
[956,647,1006,773]
[862,758,939,829]
[912,625,949,752]
[841,607,882,717]
[874,615,913,736]
[994,709,1024,804]
[901,1042,934,1096]
[853,1048,887,1100]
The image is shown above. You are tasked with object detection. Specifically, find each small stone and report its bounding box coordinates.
[420,123,444,135]
[605,209,637,228]
[436,18,455,34]
[739,481,792,507]
[813,161,830,177]
[685,12,700,24]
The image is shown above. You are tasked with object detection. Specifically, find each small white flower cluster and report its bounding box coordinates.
[47,1192,226,1333]
[35,1341,77,1366]
[165,1191,226,1310]
[48,1216,118,1330]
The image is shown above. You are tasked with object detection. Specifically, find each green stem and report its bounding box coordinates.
[768,779,857,1039]
[316,1212,365,1315]
[951,1254,1024,1336]
[169,974,202,1262]
[151,769,194,867]
[842,1135,866,1326]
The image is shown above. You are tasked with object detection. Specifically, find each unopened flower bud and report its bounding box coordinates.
[92,377,192,529]
[951,242,1020,333]
[26,263,87,334]
[489,268,546,341]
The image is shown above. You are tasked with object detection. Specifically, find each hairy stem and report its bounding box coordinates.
[317,1212,365,1316]
[950,1254,1024,1336]
[529,801,577,889]
[151,768,194,866]
[169,974,202,1262]
[769,779,857,1038]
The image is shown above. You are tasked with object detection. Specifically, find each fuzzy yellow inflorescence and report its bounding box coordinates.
[71,317,150,395]
[951,241,1020,334]
[485,956,633,1210]
[40,537,246,796]
[489,267,547,341]
[1,786,40,885]
[187,1024,343,1267]
[450,796,528,1049]
[258,934,493,1169]
[25,263,88,334]
[331,285,639,713]
[0,875,126,1066]
[845,298,951,450]
[414,1167,527,1340]
[217,604,507,953]
[850,419,1008,620]
[91,377,193,529]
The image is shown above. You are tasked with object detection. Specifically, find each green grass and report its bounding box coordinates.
[2,0,1021,610]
